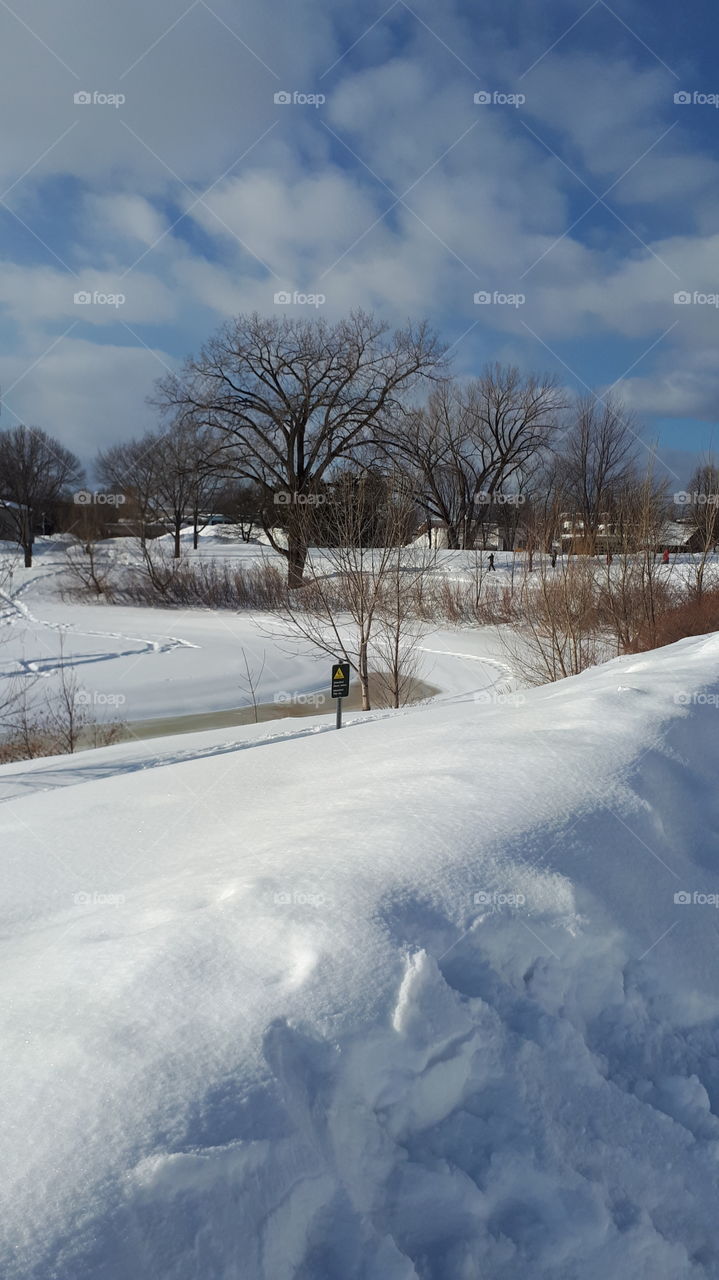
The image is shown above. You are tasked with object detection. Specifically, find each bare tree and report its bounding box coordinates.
[277,477,432,710]
[373,543,435,707]
[381,366,564,549]
[65,501,114,596]
[151,420,199,559]
[238,647,266,723]
[0,426,83,566]
[154,310,445,586]
[557,395,639,554]
[685,456,719,599]
[96,436,158,545]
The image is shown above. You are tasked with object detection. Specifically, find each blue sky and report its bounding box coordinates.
[0,0,718,483]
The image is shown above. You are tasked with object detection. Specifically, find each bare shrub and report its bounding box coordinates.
[631,587,719,651]
[65,534,115,597]
[116,547,287,611]
[503,558,603,684]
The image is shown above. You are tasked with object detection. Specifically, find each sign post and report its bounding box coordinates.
[331,660,350,729]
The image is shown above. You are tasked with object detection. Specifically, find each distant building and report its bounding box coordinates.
[411,520,520,551]
[655,521,705,554]
[560,514,621,554]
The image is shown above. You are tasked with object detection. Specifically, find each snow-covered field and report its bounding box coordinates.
[2,537,719,1278]
[0,536,516,723]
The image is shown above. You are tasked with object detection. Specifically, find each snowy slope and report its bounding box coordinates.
[2,636,719,1278]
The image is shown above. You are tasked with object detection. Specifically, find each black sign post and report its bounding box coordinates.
[331,660,350,728]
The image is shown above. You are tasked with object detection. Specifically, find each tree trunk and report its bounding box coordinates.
[358,638,371,710]
[287,536,308,588]
[23,542,32,568]
[174,520,181,559]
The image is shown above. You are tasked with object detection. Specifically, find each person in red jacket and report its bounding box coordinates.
[662,547,670,565]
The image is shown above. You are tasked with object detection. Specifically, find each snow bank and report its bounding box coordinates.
[2,635,719,1277]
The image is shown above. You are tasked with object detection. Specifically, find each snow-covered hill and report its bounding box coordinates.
[2,635,719,1278]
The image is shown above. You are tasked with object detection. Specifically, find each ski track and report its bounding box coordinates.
[0,578,200,679]
[0,705,417,804]
[0,566,522,801]
[416,644,516,702]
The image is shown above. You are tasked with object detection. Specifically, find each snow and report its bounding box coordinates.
[2,623,719,1277]
[0,540,517,722]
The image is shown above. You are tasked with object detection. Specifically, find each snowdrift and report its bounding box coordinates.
[2,636,719,1278]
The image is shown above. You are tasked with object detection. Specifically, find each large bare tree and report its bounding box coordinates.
[96,436,158,545]
[557,395,639,554]
[381,366,564,549]
[153,310,444,586]
[0,425,82,566]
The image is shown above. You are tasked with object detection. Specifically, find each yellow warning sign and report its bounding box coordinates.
[331,662,350,697]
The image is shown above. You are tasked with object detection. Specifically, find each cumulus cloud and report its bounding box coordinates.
[0,0,716,457]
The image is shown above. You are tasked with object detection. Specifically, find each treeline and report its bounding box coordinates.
[1,309,717,576]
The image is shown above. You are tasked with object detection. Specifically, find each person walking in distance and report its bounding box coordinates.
[550,551,557,568]
[662,547,670,566]
[488,552,495,571]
